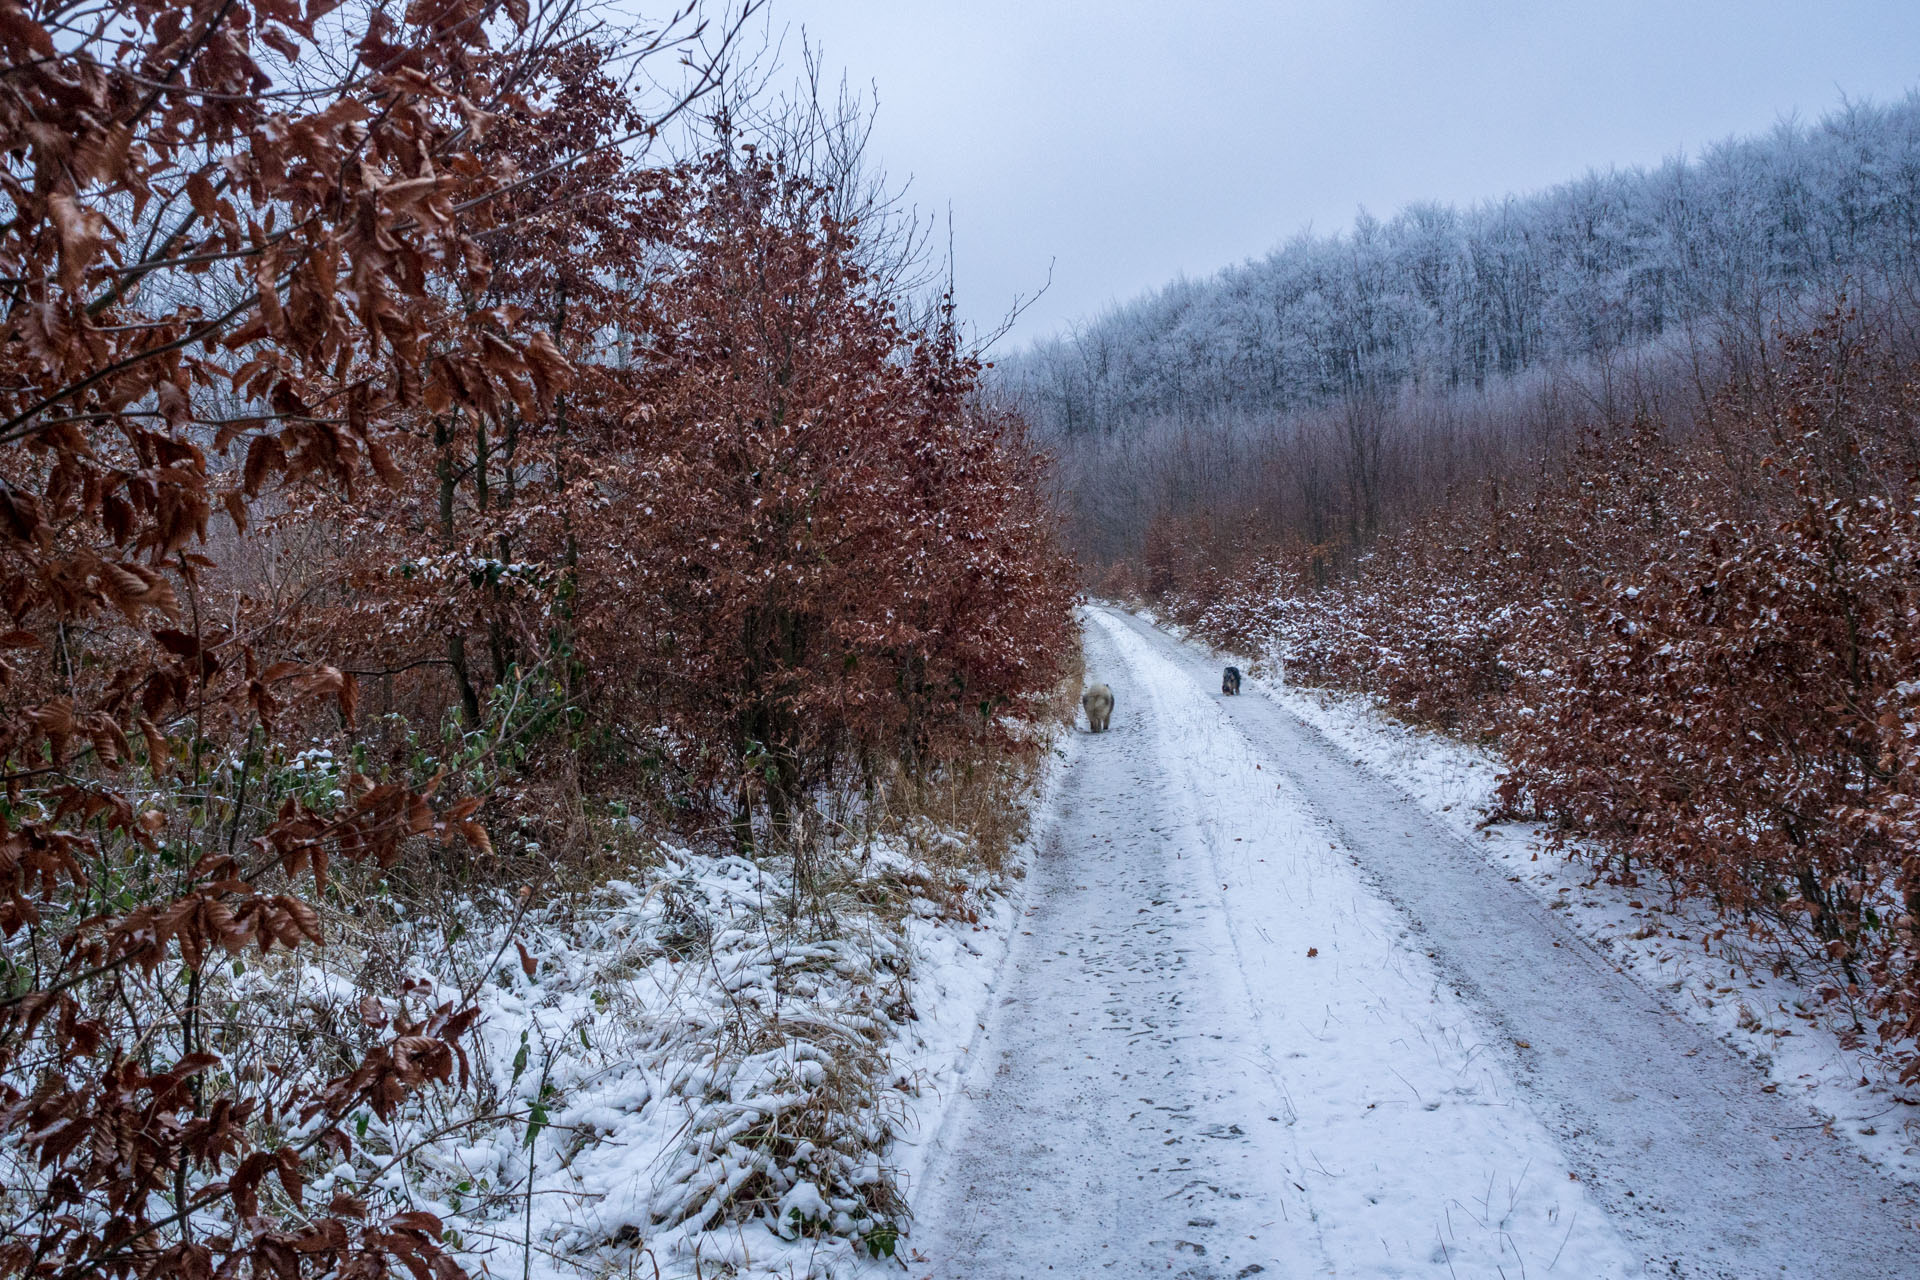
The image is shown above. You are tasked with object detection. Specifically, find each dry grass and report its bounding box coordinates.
[1052,637,1087,730]
[883,754,1029,877]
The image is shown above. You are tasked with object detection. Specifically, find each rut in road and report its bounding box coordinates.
[902,608,1920,1280]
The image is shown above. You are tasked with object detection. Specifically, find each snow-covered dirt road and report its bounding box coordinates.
[903,608,1920,1278]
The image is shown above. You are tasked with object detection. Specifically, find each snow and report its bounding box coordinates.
[905,608,1640,1277]
[238,811,1042,1280]
[1231,637,1920,1186]
[880,833,1040,1209]
[900,606,1920,1278]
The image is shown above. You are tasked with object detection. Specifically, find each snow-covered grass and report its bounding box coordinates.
[234,789,1053,1280]
[1225,655,1920,1186]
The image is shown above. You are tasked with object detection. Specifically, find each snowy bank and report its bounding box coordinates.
[232,783,1058,1280]
[1205,638,1920,1186]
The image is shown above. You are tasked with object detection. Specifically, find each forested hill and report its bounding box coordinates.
[999,94,1920,437]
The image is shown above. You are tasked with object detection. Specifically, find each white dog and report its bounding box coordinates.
[1082,682,1114,733]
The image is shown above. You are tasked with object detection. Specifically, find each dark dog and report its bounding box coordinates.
[1222,665,1242,696]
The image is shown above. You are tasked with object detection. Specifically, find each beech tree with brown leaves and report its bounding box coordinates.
[0,0,1078,1272]
[589,145,1076,858]
[0,2,732,1275]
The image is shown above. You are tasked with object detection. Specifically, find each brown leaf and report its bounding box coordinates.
[222,489,249,533]
[137,717,170,777]
[243,432,285,496]
[152,628,200,658]
[329,1193,370,1219]
[28,696,75,737]
[0,2,57,56]
[260,24,302,62]
[47,192,105,292]
[524,330,572,408]
[275,1146,304,1206]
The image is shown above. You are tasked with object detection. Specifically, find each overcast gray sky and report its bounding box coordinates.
[748,2,1920,347]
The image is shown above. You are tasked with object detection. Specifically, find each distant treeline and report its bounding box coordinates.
[1004,94,1920,571]
[1002,93,1920,441]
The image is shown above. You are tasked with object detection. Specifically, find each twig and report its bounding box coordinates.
[1548,1210,1578,1271]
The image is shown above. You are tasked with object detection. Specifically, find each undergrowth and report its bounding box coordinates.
[1144,314,1920,1083]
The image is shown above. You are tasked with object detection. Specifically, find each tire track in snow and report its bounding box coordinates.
[1096,606,1920,1278]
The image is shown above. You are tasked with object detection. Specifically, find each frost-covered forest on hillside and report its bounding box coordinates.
[1005,94,1920,436]
[1003,95,1920,566]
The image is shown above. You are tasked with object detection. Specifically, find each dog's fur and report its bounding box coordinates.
[1082,682,1114,732]
[1222,665,1242,696]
